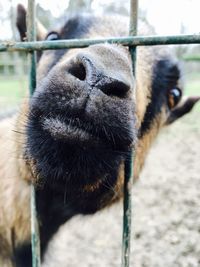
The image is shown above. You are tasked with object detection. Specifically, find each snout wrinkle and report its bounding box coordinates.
[67,54,130,98]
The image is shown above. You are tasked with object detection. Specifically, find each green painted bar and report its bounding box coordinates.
[121,1,138,267]
[27,0,41,266]
[129,0,138,36]
[0,34,200,52]
[121,152,135,267]
[27,0,37,94]
[30,184,41,267]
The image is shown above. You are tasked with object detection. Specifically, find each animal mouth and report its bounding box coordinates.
[40,114,132,150]
[41,116,102,145]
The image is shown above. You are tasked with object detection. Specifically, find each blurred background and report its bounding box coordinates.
[0,0,199,113]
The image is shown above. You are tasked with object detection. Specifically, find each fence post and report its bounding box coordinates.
[27,0,41,266]
[121,1,138,267]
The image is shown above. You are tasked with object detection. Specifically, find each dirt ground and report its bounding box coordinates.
[41,108,200,267]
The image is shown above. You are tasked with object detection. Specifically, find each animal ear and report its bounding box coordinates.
[16,4,47,41]
[166,96,200,124]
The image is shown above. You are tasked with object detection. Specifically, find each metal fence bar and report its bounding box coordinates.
[1,34,200,52]
[30,185,41,267]
[27,0,41,266]
[121,1,138,267]
[27,0,36,93]
[129,0,138,36]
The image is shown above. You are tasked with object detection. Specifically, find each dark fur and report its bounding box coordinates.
[139,58,180,137]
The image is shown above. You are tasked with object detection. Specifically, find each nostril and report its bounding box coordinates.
[98,79,130,98]
[68,62,86,81]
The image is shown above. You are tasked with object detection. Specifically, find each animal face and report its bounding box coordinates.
[26,42,136,195]
[34,43,135,148]
[16,5,199,210]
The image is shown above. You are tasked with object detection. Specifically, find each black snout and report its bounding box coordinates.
[29,49,135,150]
[67,55,130,98]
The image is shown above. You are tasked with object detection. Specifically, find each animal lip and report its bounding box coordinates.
[41,117,98,143]
[40,115,133,149]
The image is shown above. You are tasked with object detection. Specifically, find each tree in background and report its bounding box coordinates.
[68,0,93,12]
[36,4,55,29]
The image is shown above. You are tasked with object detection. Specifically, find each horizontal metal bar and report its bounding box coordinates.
[0,34,200,52]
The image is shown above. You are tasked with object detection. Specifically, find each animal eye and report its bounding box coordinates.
[46,32,59,41]
[168,88,182,109]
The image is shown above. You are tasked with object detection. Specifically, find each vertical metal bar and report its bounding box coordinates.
[121,154,134,267]
[129,0,138,36]
[129,0,138,67]
[27,1,41,266]
[27,0,37,94]
[31,184,41,267]
[121,1,138,267]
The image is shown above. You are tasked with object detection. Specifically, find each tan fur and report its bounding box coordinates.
[112,162,125,202]
[36,20,48,41]
[0,115,31,266]
[83,162,125,203]
[134,107,168,180]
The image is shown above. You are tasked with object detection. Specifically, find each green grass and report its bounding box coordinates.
[185,72,200,95]
[0,78,27,110]
[185,73,200,112]
[186,80,199,95]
